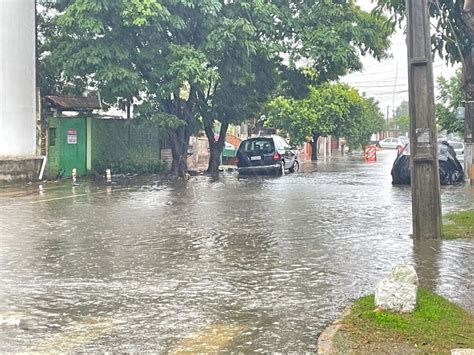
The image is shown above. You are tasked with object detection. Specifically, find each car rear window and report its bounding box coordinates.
[450,142,463,149]
[240,138,274,153]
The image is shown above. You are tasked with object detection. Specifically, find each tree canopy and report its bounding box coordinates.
[376,0,470,64]
[394,100,409,134]
[266,83,385,153]
[436,71,464,134]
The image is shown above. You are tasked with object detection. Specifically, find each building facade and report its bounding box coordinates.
[0,0,37,157]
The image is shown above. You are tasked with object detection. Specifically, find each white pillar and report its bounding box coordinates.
[0,0,37,157]
[322,137,327,162]
[328,135,332,158]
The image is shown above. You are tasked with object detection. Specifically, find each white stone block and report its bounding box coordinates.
[375,280,418,313]
[451,349,474,355]
[389,264,419,285]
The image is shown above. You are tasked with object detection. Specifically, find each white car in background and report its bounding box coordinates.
[378,137,405,149]
[449,141,464,161]
[398,136,409,145]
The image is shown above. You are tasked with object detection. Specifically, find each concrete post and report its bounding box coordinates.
[464,100,473,182]
[462,8,474,184]
[406,0,442,239]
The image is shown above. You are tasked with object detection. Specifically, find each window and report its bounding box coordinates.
[241,138,274,153]
[274,137,289,150]
[281,138,291,149]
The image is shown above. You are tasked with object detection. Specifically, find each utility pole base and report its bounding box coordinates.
[406,0,442,240]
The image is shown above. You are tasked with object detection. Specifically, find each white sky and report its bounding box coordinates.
[341,0,459,118]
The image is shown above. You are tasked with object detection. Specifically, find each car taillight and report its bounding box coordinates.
[272,152,281,161]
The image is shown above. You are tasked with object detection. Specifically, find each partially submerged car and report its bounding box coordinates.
[391,142,464,185]
[448,141,464,161]
[236,135,299,175]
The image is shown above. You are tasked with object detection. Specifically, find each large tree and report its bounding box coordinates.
[394,100,409,134]
[376,0,470,64]
[436,71,464,134]
[345,95,386,150]
[266,83,385,159]
[376,1,473,121]
[40,0,393,177]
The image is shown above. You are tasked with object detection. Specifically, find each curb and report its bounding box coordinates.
[317,308,351,354]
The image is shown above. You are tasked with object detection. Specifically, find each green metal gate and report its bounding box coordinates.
[59,118,87,177]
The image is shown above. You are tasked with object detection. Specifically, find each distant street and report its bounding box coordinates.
[1,150,473,353]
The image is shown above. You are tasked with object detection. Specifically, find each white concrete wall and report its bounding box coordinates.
[0,0,36,157]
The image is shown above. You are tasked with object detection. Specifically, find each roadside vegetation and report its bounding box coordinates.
[442,209,474,239]
[265,83,385,159]
[340,288,474,353]
[94,150,168,175]
[376,1,469,138]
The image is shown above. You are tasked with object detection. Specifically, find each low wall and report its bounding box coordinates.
[187,137,210,171]
[0,157,43,184]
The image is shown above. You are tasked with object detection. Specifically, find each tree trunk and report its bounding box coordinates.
[311,132,320,161]
[169,125,190,179]
[204,120,229,175]
[208,143,224,176]
[126,101,131,119]
[163,93,197,179]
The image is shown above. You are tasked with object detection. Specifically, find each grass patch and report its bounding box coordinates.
[443,209,474,239]
[341,288,474,353]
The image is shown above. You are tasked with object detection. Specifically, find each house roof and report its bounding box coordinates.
[45,95,108,111]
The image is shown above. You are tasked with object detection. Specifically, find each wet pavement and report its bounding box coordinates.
[0,150,473,352]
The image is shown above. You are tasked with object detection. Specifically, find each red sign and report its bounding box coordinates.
[67,128,78,144]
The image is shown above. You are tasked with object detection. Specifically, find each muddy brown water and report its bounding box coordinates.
[0,150,472,352]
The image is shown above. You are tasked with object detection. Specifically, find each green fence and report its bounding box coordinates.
[91,119,167,174]
[47,117,168,178]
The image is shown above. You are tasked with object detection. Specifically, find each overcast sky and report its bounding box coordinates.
[341,0,459,118]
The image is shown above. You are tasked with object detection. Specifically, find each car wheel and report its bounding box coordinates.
[289,160,299,173]
[277,161,285,176]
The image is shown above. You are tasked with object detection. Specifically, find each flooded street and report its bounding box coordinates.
[1,150,473,352]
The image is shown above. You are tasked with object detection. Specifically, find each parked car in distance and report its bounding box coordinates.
[237,135,299,175]
[378,137,406,149]
[398,136,409,145]
[448,141,464,161]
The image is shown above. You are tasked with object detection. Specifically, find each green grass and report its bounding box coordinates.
[341,289,474,353]
[443,209,474,239]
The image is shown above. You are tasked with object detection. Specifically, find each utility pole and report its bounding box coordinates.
[462,2,474,184]
[406,0,442,239]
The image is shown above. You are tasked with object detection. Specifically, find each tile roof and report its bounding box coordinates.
[45,95,108,111]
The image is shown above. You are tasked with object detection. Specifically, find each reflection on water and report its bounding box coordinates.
[0,150,472,352]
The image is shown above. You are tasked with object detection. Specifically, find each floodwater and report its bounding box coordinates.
[0,150,473,353]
